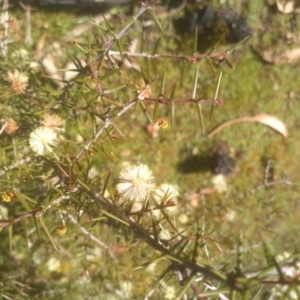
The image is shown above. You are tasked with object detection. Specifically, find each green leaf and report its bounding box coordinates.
[199,287,231,298]
[192,65,199,99]
[180,60,186,87]
[209,70,223,121]
[160,71,166,96]
[21,219,29,247]
[147,7,165,35]
[175,271,196,300]
[116,38,124,62]
[169,81,177,129]
[152,35,161,55]
[192,222,202,262]
[174,238,190,257]
[193,26,198,54]
[262,242,284,281]
[141,25,146,53]
[100,209,130,227]
[235,233,243,275]
[146,265,174,296]
[144,58,152,83]
[99,69,120,81]
[39,216,57,251]
[102,14,114,31]
[229,288,237,300]
[197,103,204,135]
[241,287,250,300]
[14,191,35,211]
[139,101,153,124]
[101,172,110,197]
[8,225,13,252]
[153,99,159,122]
[103,84,128,95]
[252,285,264,299]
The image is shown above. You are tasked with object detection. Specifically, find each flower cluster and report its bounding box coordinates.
[116,164,179,214]
[57,225,67,235]
[158,119,168,129]
[1,191,14,203]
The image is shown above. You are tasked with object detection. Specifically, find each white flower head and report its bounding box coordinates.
[153,183,178,214]
[29,127,58,155]
[212,174,228,193]
[116,164,155,202]
[164,285,176,300]
[224,209,236,222]
[47,257,61,272]
[119,281,133,299]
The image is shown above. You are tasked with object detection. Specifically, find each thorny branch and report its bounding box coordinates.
[0,0,260,296]
[0,0,225,282]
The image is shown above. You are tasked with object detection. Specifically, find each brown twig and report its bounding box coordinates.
[88,61,103,96]
[0,208,41,228]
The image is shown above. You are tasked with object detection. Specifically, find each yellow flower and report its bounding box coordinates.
[1,192,14,202]
[116,164,155,202]
[29,127,57,155]
[212,174,228,193]
[158,119,168,129]
[57,225,67,235]
[6,70,28,94]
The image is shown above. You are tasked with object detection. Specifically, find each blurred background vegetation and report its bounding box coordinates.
[1,0,300,299]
